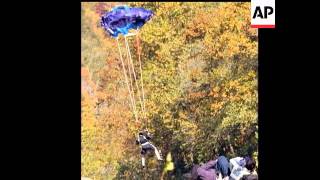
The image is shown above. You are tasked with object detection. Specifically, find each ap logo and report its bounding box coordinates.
[251,0,275,28]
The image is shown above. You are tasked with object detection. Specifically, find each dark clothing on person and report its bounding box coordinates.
[140,143,155,155]
[136,132,151,144]
[136,131,158,155]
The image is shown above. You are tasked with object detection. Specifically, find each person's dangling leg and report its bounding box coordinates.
[150,143,163,160]
[141,149,147,168]
[141,155,146,168]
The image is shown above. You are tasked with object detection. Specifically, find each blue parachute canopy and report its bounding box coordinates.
[101,5,153,37]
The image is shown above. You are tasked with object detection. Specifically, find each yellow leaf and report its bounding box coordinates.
[166,152,172,162]
[164,162,174,171]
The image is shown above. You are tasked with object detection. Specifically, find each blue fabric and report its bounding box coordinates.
[239,158,246,167]
[216,156,230,177]
[101,5,153,37]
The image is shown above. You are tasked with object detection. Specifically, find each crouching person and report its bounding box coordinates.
[191,155,230,180]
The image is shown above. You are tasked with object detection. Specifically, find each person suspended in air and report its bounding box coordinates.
[135,129,163,168]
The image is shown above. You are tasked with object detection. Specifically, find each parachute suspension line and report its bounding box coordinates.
[116,37,138,122]
[100,6,153,126]
[136,31,148,127]
[124,36,145,122]
[124,37,137,114]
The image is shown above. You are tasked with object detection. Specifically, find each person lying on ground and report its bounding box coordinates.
[191,155,230,180]
[229,156,256,180]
